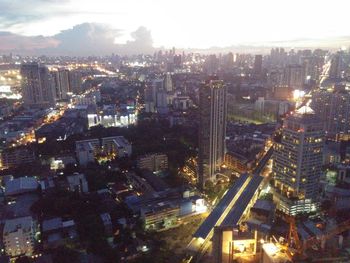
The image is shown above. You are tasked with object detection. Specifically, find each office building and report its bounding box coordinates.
[20,63,55,107]
[198,79,227,188]
[271,107,324,215]
[3,216,37,257]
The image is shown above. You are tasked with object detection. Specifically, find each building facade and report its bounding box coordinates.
[198,79,227,188]
[21,63,55,107]
[272,108,324,215]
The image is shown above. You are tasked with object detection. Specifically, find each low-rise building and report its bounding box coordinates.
[0,147,36,170]
[42,217,78,249]
[76,136,132,166]
[5,177,39,197]
[3,216,37,257]
[66,173,89,193]
[137,153,168,172]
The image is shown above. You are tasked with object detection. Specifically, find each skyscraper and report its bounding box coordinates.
[271,107,324,215]
[198,79,227,188]
[20,63,55,107]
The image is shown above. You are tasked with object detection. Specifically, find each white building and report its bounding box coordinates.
[75,139,100,166]
[102,136,132,158]
[3,216,37,257]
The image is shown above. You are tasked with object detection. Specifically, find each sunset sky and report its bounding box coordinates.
[0,0,349,54]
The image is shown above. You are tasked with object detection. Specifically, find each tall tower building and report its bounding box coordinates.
[51,68,71,100]
[283,64,304,90]
[253,55,263,75]
[272,107,324,215]
[163,72,173,92]
[20,63,55,107]
[198,79,227,188]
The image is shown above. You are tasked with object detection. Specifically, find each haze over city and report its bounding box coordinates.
[1,1,350,263]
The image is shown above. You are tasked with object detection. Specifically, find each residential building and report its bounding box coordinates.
[20,63,55,107]
[137,153,168,172]
[198,79,227,187]
[3,216,37,257]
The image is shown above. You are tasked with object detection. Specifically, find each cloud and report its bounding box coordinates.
[120,27,154,55]
[0,23,155,56]
[0,32,59,51]
[0,0,69,29]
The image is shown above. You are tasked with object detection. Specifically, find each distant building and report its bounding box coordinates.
[68,70,83,94]
[66,173,89,193]
[3,216,37,257]
[311,86,350,135]
[137,153,168,172]
[20,63,55,107]
[163,72,173,92]
[283,64,304,90]
[198,79,227,188]
[253,55,263,75]
[52,69,70,100]
[272,107,324,215]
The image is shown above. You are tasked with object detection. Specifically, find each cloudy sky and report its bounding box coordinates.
[0,0,349,55]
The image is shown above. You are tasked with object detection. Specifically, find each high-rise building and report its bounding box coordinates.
[163,72,173,92]
[204,55,219,75]
[329,52,344,79]
[253,55,263,75]
[68,70,83,94]
[311,86,350,135]
[20,63,55,107]
[54,69,70,100]
[198,79,227,188]
[283,64,304,90]
[271,107,324,215]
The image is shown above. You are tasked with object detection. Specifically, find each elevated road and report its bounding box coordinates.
[187,146,274,262]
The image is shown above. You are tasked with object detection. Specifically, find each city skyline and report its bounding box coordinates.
[1,0,350,55]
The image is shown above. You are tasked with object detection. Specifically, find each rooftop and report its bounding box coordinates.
[3,216,34,234]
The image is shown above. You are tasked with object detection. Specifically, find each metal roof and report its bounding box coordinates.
[193,173,250,239]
